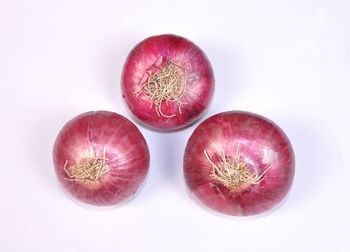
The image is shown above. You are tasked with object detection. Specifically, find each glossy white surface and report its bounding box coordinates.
[0,0,349,251]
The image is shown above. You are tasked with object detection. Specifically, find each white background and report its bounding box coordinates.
[1,0,349,251]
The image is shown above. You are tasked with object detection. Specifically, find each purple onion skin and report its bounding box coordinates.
[53,111,150,206]
[121,34,215,131]
[184,111,295,216]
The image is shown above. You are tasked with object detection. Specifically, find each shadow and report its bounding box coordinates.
[29,107,76,195]
[145,127,194,190]
[99,32,140,111]
[200,40,244,113]
[279,116,331,209]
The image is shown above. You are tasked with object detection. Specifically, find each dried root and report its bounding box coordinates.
[135,60,187,118]
[204,145,270,190]
[64,148,109,182]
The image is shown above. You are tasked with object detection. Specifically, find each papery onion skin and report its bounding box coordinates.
[121,34,215,131]
[184,111,295,216]
[53,111,149,206]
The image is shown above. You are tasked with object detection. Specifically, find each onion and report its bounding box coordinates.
[53,111,149,206]
[121,34,215,131]
[183,111,295,216]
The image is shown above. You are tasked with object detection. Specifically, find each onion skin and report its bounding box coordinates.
[121,34,214,131]
[53,111,149,206]
[184,111,295,216]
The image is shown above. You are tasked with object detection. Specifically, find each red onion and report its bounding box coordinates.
[53,111,149,206]
[184,111,295,216]
[121,34,215,131]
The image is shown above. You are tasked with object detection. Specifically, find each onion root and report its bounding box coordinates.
[63,148,109,182]
[204,145,271,190]
[135,59,187,118]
